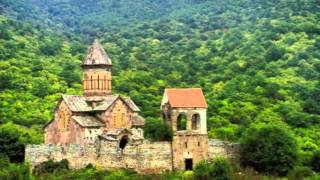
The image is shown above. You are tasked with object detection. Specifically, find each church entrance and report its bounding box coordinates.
[119,136,128,150]
[185,158,193,170]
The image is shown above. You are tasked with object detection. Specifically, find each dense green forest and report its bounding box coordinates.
[1,0,320,179]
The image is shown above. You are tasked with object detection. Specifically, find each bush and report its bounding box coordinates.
[194,158,233,180]
[287,166,314,180]
[240,124,298,176]
[33,159,69,175]
[311,150,320,172]
[0,127,25,163]
[143,118,173,141]
[0,163,31,180]
[210,158,233,180]
[194,160,211,179]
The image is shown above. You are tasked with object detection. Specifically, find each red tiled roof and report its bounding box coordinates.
[165,88,207,108]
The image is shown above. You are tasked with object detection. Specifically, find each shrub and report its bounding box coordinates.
[33,159,69,175]
[0,163,31,180]
[311,150,320,172]
[194,158,233,180]
[193,160,211,179]
[287,166,314,180]
[240,124,298,176]
[210,158,233,180]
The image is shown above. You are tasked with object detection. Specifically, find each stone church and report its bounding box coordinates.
[25,40,238,173]
[44,40,144,146]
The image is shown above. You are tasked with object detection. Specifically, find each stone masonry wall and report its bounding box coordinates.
[25,140,172,173]
[25,139,239,173]
[208,139,240,160]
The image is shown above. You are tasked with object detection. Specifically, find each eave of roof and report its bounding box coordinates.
[72,116,105,128]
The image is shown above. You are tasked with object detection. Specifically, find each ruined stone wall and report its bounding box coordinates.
[25,139,239,173]
[208,139,240,160]
[25,140,172,173]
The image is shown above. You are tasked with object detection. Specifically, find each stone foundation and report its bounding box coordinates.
[25,139,239,173]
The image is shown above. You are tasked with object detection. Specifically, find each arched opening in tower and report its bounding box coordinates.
[191,114,200,130]
[177,113,187,131]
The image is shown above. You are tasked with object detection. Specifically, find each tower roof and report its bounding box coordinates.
[164,88,207,108]
[82,39,112,66]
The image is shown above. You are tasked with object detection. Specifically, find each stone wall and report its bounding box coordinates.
[25,139,239,173]
[25,140,172,173]
[208,139,240,160]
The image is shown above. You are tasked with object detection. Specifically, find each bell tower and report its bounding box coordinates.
[82,39,112,96]
[161,88,209,170]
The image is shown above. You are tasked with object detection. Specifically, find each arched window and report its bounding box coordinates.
[119,136,128,150]
[177,113,187,131]
[191,114,200,130]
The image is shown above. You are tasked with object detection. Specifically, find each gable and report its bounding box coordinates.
[44,100,72,130]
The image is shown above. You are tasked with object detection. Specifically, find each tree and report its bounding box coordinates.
[240,124,298,175]
[265,45,285,61]
[0,126,25,163]
[311,150,320,172]
[143,118,172,141]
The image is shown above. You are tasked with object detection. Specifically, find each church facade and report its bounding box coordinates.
[25,40,239,173]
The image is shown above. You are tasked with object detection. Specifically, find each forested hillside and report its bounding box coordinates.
[1,0,320,178]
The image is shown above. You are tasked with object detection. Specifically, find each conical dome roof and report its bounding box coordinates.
[82,39,112,66]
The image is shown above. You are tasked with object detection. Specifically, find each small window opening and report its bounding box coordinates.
[90,76,93,90]
[185,142,188,148]
[198,142,200,147]
[97,75,100,89]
